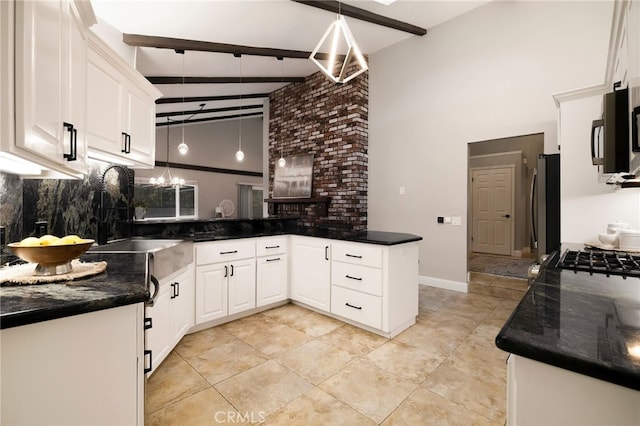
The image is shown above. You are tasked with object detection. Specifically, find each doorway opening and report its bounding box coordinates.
[467,133,544,282]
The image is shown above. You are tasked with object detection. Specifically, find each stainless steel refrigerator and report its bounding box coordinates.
[531,153,561,256]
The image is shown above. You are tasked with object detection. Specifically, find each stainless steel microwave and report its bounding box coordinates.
[591,87,629,174]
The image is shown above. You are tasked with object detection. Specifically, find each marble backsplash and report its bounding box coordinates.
[0,162,133,246]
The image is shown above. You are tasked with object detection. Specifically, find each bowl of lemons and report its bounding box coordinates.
[8,235,95,276]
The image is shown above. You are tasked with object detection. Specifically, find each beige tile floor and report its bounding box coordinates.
[146,285,517,425]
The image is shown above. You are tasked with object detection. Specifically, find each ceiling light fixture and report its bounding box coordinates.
[235,54,245,162]
[149,118,185,186]
[177,50,189,156]
[309,2,368,84]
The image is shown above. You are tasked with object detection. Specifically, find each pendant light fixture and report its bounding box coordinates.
[309,2,368,84]
[149,118,185,186]
[177,50,189,156]
[235,54,245,162]
[277,58,286,168]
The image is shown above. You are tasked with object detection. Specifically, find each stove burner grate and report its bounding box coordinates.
[557,250,640,278]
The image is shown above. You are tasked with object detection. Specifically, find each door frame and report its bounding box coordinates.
[469,164,516,256]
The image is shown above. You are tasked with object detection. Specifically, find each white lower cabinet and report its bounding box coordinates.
[331,284,382,329]
[146,264,194,375]
[507,354,640,426]
[1,303,144,425]
[195,240,256,324]
[290,236,331,311]
[329,240,419,337]
[256,236,289,307]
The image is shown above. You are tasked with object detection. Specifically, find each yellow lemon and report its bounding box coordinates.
[39,235,60,246]
[59,235,83,245]
[19,237,41,247]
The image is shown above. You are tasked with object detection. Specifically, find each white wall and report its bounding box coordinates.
[369,0,614,286]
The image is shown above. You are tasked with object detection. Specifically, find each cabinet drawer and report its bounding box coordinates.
[331,285,382,329]
[332,242,382,268]
[195,240,255,265]
[331,262,382,296]
[256,236,288,256]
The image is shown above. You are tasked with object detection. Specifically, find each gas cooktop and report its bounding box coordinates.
[557,249,640,279]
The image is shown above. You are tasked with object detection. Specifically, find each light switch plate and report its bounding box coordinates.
[452,216,461,225]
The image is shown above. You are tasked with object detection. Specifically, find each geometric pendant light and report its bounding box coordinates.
[310,14,368,84]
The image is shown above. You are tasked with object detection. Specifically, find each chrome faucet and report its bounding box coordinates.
[97,165,134,245]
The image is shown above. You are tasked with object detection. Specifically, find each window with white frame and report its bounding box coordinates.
[134,179,198,220]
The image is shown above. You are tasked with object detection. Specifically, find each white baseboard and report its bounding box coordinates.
[419,275,468,293]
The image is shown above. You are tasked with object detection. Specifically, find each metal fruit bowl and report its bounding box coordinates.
[7,240,95,276]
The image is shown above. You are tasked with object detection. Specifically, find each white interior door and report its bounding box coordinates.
[472,167,513,255]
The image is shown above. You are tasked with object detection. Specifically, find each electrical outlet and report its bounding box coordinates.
[399,186,406,195]
[452,216,462,226]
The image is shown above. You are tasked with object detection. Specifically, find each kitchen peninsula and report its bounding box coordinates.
[1,221,422,425]
[495,244,640,425]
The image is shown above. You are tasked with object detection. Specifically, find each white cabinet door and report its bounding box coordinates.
[257,254,288,307]
[85,47,125,159]
[291,237,331,311]
[195,262,228,324]
[13,0,89,176]
[146,281,172,374]
[125,84,156,166]
[228,258,257,315]
[1,304,142,425]
[171,265,194,341]
[85,33,159,168]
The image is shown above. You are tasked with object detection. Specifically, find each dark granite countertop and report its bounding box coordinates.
[496,243,640,391]
[189,228,422,245]
[0,253,149,330]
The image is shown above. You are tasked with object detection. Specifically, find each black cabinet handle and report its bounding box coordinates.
[121,132,131,153]
[170,283,176,299]
[345,302,362,310]
[144,317,152,330]
[220,250,238,255]
[346,253,362,259]
[345,275,362,281]
[144,350,153,374]
[325,246,329,261]
[230,264,234,277]
[265,245,280,249]
[266,257,281,262]
[224,265,228,278]
[63,122,77,161]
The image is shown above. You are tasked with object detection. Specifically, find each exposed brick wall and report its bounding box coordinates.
[268,70,368,230]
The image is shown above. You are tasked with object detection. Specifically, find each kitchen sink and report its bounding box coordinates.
[89,239,193,305]
[88,239,185,253]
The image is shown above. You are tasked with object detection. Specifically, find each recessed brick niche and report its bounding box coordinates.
[268,70,368,230]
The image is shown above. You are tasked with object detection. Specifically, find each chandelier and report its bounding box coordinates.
[310,13,368,84]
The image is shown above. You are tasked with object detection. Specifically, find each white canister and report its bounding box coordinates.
[618,229,640,250]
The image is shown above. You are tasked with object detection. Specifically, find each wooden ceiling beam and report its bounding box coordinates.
[124,33,332,59]
[156,104,263,119]
[147,76,305,84]
[291,0,427,36]
[155,111,263,126]
[156,93,270,105]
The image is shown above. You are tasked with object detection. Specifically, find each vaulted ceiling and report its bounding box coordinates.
[91,0,491,127]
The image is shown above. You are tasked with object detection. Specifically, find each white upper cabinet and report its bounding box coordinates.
[85,33,160,168]
[9,0,95,178]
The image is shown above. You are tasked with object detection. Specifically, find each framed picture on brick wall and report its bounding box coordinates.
[273,154,314,198]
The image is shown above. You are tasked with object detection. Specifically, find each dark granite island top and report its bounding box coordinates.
[0,253,149,330]
[496,243,640,391]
